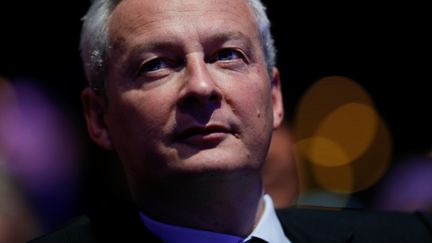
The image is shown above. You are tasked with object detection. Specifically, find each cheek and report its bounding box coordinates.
[105,90,178,174]
[107,90,176,145]
[233,82,274,164]
[227,75,273,127]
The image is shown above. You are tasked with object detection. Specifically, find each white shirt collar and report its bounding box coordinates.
[244,194,291,243]
[140,194,291,243]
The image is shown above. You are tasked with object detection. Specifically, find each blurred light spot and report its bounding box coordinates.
[294,76,392,194]
[373,157,432,212]
[311,103,378,166]
[305,115,391,193]
[297,137,349,167]
[311,161,355,193]
[295,76,374,140]
[0,78,80,231]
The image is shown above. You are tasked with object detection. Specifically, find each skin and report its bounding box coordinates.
[262,124,299,208]
[82,0,284,237]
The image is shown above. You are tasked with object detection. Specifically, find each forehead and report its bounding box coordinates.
[108,0,258,45]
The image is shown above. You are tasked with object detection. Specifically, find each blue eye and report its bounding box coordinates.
[141,58,167,72]
[215,49,243,61]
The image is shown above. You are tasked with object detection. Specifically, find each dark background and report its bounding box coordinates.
[0,0,430,228]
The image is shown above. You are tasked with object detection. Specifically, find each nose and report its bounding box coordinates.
[178,54,222,108]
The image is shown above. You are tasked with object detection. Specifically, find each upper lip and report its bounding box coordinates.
[175,124,232,141]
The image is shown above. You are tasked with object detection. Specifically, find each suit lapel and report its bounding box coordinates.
[416,211,432,232]
[89,200,163,243]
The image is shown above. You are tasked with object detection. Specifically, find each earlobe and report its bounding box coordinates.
[81,87,113,150]
[271,67,284,129]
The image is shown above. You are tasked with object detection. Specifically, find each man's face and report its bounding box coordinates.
[85,0,283,182]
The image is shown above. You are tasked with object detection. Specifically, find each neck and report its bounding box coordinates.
[135,170,264,237]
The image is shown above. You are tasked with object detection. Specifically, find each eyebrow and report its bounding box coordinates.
[131,41,181,56]
[203,31,254,49]
[130,31,253,54]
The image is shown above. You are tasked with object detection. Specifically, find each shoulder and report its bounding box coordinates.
[28,216,96,243]
[28,209,161,243]
[276,207,432,243]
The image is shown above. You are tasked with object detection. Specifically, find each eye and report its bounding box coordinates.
[213,49,244,62]
[136,57,181,79]
[140,58,169,73]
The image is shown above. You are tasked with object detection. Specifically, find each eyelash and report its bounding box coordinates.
[209,48,247,63]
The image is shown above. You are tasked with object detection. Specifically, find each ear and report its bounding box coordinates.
[81,87,113,150]
[271,67,284,129]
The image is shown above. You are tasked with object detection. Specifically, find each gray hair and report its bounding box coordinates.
[80,0,277,90]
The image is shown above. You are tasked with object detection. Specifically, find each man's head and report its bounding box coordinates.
[80,0,277,90]
[80,0,283,193]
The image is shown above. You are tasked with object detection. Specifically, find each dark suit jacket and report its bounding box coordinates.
[29,206,432,243]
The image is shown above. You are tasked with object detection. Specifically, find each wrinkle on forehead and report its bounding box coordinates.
[109,0,255,37]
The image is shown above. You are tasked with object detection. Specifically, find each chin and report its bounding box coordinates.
[171,148,262,175]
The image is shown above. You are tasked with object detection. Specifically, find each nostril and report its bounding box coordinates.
[209,93,220,102]
[182,95,200,106]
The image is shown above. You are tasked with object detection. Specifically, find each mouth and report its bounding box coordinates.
[175,124,233,144]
